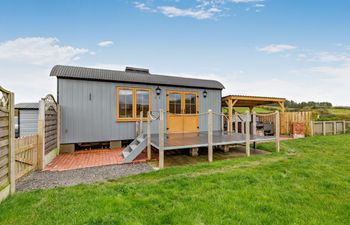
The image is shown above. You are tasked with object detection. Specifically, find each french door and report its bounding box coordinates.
[166,91,199,133]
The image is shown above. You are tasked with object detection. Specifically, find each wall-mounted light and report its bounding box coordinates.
[156,86,161,96]
[203,90,208,98]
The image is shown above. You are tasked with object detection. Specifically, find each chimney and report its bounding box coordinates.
[125,67,150,74]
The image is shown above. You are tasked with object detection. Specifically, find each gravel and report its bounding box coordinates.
[16,163,154,192]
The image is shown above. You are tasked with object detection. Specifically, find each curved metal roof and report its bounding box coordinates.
[15,103,39,110]
[50,65,225,90]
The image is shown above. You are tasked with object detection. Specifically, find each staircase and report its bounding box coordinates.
[122,134,147,163]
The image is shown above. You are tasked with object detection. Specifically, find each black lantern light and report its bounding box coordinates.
[156,86,161,96]
[203,90,208,98]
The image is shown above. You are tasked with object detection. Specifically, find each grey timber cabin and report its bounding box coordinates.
[50,65,224,151]
[15,103,39,137]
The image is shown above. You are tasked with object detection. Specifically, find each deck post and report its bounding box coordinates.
[139,111,143,134]
[275,111,280,152]
[234,112,238,134]
[208,109,213,162]
[245,111,250,157]
[147,111,151,160]
[252,112,257,136]
[241,115,245,134]
[159,109,164,169]
[228,100,233,133]
[221,114,224,133]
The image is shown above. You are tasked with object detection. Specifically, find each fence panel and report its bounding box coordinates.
[37,94,60,170]
[311,121,349,136]
[282,112,313,136]
[0,86,15,202]
[15,135,38,180]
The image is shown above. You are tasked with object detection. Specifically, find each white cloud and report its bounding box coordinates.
[230,0,264,3]
[97,40,114,47]
[258,44,297,53]
[0,37,89,65]
[157,6,221,20]
[0,37,90,103]
[134,0,265,20]
[134,2,153,12]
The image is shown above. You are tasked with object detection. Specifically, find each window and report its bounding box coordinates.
[185,94,197,114]
[117,87,151,121]
[118,89,133,118]
[136,90,149,118]
[169,93,181,114]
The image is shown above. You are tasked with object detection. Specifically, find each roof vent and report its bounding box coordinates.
[125,67,150,74]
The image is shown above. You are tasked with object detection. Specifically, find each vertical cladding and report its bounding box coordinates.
[19,110,39,136]
[59,79,222,144]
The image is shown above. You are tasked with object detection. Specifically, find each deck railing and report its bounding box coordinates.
[147,109,280,169]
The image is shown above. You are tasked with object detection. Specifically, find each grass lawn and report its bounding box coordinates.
[1,135,350,225]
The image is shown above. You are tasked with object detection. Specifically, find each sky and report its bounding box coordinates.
[0,0,349,106]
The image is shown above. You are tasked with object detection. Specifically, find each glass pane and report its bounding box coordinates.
[119,89,133,118]
[185,94,196,114]
[136,90,149,118]
[169,93,181,114]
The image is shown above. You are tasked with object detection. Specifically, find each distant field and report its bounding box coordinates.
[222,106,350,121]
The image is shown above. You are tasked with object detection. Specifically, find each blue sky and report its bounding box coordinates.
[1,0,349,105]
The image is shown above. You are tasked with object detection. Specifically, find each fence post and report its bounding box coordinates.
[234,112,238,134]
[56,105,60,155]
[343,120,346,134]
[9,92,15,194]
[275,111,280,153]
[37,100,45,170]
[322,122,326,136]
[208,110,213,162]
[252,112,256,136]
[310,121,314,137]
[158,109,164,169]
[147,111,151,160]
[245,111,250,157]
[333,121,337,135]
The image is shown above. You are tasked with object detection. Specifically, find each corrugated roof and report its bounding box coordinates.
[50,65,225,90]
[15,103,39,110]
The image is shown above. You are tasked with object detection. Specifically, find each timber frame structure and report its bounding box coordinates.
[222,95,286,133]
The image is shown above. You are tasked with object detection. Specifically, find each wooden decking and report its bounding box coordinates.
[151,131,276,151]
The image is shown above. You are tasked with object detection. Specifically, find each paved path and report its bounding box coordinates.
[16,163,153,192]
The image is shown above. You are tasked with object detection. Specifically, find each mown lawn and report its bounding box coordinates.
[1,135,350,225]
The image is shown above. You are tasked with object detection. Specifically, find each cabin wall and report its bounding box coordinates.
[58,78,222,144]
[18,110,39,137]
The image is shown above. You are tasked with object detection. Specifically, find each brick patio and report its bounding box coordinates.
[44,148,155,171]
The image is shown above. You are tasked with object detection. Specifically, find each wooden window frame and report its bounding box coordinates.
[166,90,199,114]
[116,87,152,122]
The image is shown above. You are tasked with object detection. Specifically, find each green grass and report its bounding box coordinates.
[1,135,350,225]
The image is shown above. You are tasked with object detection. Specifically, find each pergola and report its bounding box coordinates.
[222,95,286,132]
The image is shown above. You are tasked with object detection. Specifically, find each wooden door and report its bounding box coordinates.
[166,91,198,133]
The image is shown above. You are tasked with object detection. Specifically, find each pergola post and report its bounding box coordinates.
[147,111,151,160]
[158,109,164,169]
[208,109,213,162]
[245,111,250,157]
[278,101,286,134]
[275,111,280,152]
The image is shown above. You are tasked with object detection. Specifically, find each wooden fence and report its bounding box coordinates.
[0,86,15,202]
[14,135,38,180]
[38,94,60,170]
[311,121,350,136]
